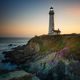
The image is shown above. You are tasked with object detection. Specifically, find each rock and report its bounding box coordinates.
[4,35,80,65]
[3,35,80,80]
[0,70,10,74]
[69,61,80,76]
[8,44,13,46]
[0,70,33,80]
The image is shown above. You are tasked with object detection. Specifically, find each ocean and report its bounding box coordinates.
[0,37,30,70]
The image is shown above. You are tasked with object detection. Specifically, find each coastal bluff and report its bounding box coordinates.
[4,34,80,64]
[2,34,80,80]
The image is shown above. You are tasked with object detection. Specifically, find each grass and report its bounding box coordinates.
[27,34,80,60]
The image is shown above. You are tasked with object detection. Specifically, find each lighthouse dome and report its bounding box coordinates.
[50,7,53,9]
[49,7,54,15]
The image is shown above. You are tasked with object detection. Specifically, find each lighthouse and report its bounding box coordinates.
[48,7,61,35]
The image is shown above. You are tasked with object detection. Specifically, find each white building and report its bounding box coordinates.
[48,7,61,35]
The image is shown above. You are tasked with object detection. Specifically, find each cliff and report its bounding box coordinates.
[4,34,80,64]
[3,34,80,80]
[24,34,80,60]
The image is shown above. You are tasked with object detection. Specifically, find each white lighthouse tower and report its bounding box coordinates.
[48,7,61,35]
[49,7,54,34]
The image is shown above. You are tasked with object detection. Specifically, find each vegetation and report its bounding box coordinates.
[3,34,80,80]
[27,34,80,60]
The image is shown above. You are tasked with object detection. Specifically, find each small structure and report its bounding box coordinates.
[48,7,61,35]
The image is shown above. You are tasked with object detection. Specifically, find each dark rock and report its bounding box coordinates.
[0,69,14,74]
[8,44,13,46]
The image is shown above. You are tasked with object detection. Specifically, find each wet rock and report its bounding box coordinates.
[8,44,13,46]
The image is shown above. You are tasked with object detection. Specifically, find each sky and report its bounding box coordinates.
[0,0,80,37]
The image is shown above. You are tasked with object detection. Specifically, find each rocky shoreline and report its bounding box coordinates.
[1,34,80,80]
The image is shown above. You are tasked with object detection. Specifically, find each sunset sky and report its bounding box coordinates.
[0,0,80,37]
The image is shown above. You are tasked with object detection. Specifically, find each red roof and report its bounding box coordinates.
[53,29,61,33]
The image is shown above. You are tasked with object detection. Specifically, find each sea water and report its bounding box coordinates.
[0,37,30,70]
